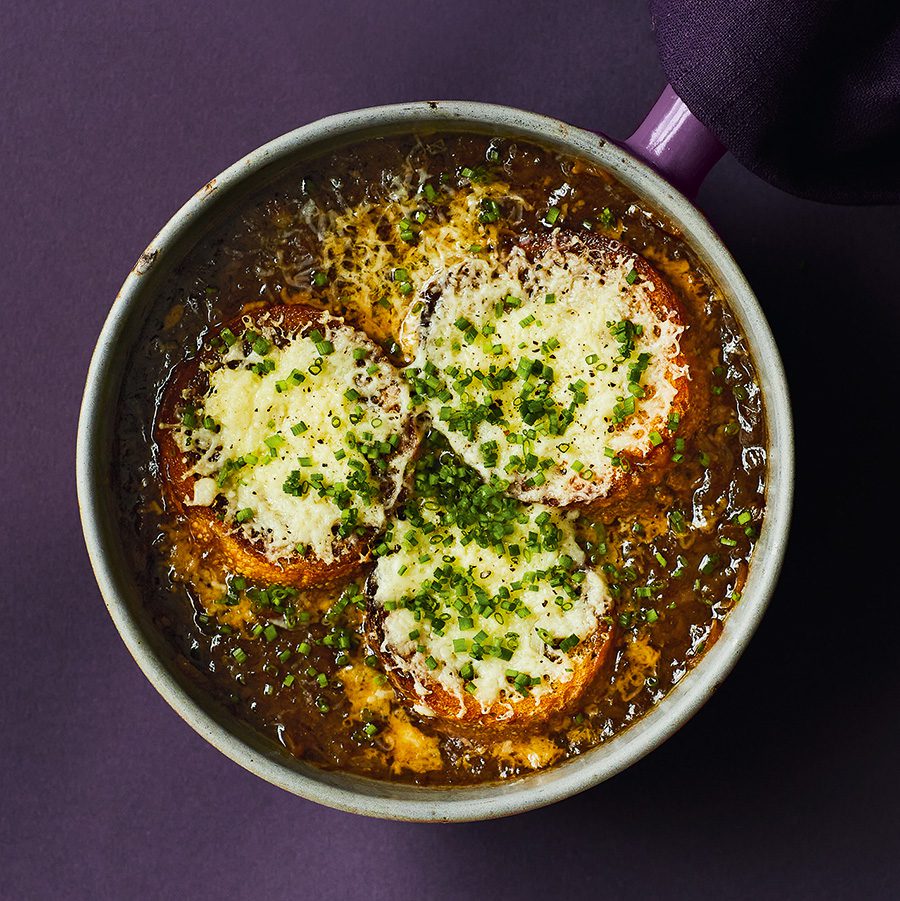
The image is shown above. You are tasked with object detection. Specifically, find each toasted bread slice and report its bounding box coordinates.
[156,302,419,587]
[403,230,698,509]
[366,442,614,729]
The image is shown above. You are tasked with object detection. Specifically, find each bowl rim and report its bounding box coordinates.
[76,99,794,822]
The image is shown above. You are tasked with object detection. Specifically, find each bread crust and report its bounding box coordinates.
[156,301,419,588]
[365,571,614,732]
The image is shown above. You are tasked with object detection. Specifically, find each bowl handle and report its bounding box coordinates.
[623,85,725,199]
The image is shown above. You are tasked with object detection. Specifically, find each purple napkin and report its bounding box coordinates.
[650,0,900,204]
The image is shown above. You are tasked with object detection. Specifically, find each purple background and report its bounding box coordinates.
[2,1,899,898]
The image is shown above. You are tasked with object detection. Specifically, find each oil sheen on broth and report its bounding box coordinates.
[115,133,766,785]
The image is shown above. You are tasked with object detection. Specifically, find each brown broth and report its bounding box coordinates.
[115,133,766,785]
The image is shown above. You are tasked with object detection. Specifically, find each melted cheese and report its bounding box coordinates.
[407,237,688,503]
[175,318,414,563]
[496,735,563,771]
[338,663,443,774]
[300,173,529,349]
[337,663,394,718]
[386,709,444,774]
[161,519,257,629]
[373,503,611,717]
[616,634,661,703]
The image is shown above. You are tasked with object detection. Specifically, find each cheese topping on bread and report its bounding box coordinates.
[172,312,415,564]
[404,233,690,506]
[369,441,612,720]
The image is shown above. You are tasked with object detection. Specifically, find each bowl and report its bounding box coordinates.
[77,96,793,821]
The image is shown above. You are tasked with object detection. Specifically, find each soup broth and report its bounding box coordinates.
[115,133,766,785]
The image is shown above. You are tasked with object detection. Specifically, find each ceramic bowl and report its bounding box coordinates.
[77,95,793,821]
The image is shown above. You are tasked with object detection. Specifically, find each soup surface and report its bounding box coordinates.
[115,132,766,785]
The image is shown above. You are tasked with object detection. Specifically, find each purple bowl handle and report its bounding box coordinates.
[624,85,725,199]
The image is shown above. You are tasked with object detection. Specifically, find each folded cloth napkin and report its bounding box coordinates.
[650,0,900,204]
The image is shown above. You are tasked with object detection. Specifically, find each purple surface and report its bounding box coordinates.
[1,1,899,898]
[651,0,900,203]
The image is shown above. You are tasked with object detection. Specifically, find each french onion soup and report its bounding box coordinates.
[116,133,766,784]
